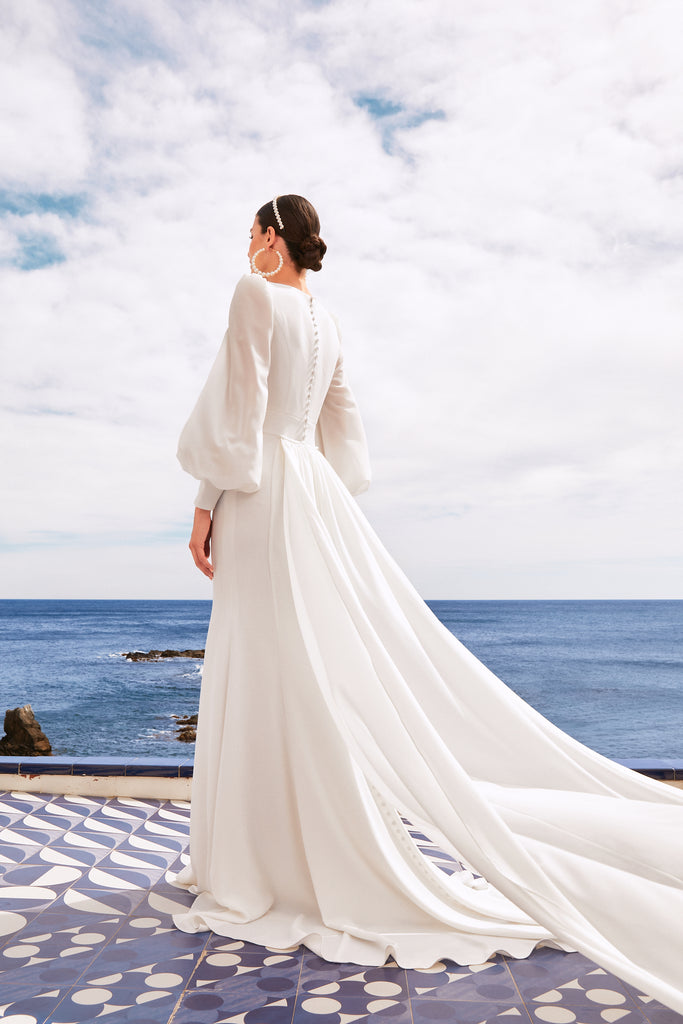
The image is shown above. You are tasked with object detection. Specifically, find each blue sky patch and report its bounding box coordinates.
[16,232,66,271]
[0,190,87,218]
[78,6,169,63]
[355,95,404,119]
[404,109,446,128]
[353,94,446,154]
[1,526,191,550]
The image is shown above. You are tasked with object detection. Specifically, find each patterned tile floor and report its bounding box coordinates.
[0,790,680,1024]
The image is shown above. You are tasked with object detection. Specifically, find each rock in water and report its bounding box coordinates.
[0,704,52,756]
[177,726,197,743]
[174,713,198,727]
[173,712,198,743]
[123,649,205,661]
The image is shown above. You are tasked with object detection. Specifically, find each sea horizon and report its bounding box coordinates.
[0,598,681,761]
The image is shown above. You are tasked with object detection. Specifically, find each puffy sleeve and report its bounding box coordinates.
[176,274,274,510]
[314,323,372,497]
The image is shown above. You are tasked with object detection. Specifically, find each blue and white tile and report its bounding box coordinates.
[410,998,529,1023]
[406,954,519,1004]
[76,938,207,994]
[50,883,148,918]
[291,952,412,1023]
[0,794,35,827]
[0,791,678,1024]
[175,943,301,1024]
[0,985,66,1023]
[47,984,179,1023]
[174,989,298,1024]
[0,917,110,992]
[507,948,632,1004]
[95,845,172,878]
[0,821,57,851]
[191,938,303,989]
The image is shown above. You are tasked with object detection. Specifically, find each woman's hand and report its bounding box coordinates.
[189,508,214,580]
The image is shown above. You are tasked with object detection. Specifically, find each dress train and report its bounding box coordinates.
[171,431,683,1015]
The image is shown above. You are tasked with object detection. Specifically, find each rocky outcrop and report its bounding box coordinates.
[0,704,52,756]
[123,649,204,662]
[173,713,198,743]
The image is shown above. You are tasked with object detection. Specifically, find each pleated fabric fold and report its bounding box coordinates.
[171,434,683,1014]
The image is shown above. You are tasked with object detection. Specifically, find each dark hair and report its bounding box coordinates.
[256,195,327,272]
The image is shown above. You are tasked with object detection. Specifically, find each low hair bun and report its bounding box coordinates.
[294,233,327,272]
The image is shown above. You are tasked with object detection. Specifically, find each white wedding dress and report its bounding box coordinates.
[173,273,683,1015]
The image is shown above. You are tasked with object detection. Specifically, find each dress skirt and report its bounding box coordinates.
[170,430,683,1014]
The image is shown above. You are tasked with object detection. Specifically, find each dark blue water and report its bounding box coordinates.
[428,600,683,760]
[0,600,211,759]
[0,600,681,759]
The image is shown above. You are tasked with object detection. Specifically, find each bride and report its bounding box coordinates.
[173,194,683,1014]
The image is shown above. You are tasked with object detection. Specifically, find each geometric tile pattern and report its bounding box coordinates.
[0,791,680,1023]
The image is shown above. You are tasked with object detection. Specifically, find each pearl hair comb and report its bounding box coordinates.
[272,196,285,232]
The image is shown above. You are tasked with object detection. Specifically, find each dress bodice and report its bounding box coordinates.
[177,273,371,508]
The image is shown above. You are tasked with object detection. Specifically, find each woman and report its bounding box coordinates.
[173,195,683,1014]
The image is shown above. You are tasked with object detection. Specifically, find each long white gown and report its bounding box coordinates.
[173,272,683,1015]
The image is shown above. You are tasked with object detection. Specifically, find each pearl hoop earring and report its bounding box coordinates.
[250,247,283,278]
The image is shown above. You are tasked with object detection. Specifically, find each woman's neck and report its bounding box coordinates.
[270,262,310,294]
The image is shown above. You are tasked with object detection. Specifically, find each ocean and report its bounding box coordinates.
[0,599,681,760]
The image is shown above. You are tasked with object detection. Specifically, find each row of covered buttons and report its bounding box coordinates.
[300,294,320,442]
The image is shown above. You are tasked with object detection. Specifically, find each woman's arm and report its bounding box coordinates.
[194,479,223,511]
[177,274,274,577]
[189,507,213,580]
[177,274,274,493]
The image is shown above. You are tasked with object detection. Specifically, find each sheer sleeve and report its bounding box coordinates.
[176,274,274,509]
[315,325,372,497]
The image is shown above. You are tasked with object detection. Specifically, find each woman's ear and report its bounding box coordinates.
[265,225,277,246]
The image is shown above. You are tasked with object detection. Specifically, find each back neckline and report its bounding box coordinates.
[268,282,314,300]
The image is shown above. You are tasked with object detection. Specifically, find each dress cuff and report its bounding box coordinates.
[194,480,223,511]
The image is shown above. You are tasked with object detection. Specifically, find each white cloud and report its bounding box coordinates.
[1,0,682,598]
[0,0,90,190]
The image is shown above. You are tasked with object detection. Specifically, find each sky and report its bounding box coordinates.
[1,0,682,600]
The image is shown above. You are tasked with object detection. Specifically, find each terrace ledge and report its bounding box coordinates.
[0,756,681,798]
